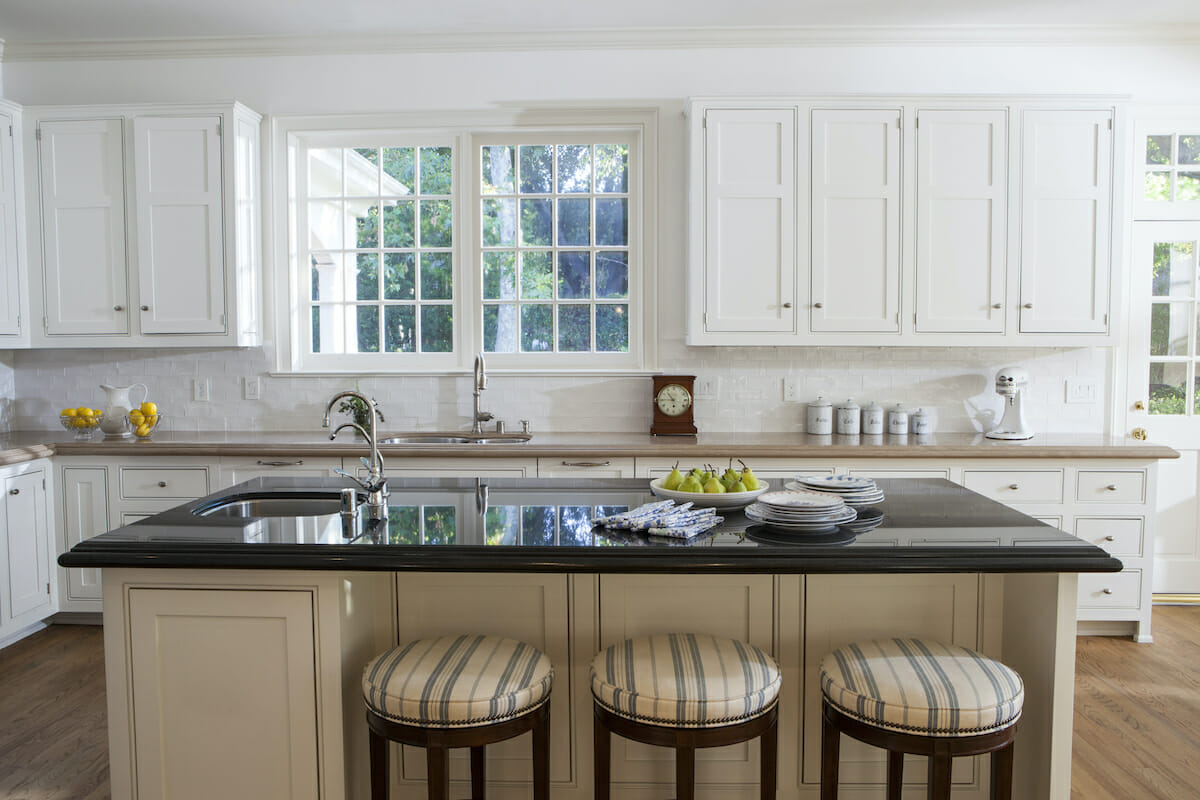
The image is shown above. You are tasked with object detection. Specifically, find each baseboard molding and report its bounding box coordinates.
[1077,620,1139,639]
[49,612,104,626]
[0,620,48,650]
[1153,593,1200,605]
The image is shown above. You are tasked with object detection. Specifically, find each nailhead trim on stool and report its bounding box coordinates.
[591,633,781,800]
[818,638,1023,800]
[363,634,553,800]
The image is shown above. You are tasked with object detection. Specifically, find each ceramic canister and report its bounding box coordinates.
[835,398,861,435]
[887,404,909,435]
[807,396,833,435]
[862,401,885,435]
[912,408,934,435]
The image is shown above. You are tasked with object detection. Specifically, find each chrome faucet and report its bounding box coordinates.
[472,353,494,434]
[322,391,388,518]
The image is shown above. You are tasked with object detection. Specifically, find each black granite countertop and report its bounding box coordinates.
[59,477,1122,574]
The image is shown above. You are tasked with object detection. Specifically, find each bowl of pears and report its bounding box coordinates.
[650,460,769,509]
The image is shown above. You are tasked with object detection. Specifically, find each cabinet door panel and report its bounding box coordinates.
[702,109,796,333]
[811,109,901,332]
[916,109,1007,333]
[134,116,226,334]
[38,118,129,335]
[127,588,319,800]
[1019,109,1112,333]
[4,470,50,620]
[60,466,109,603]
[0,114,20,336]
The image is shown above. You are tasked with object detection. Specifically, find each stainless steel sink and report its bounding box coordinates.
[194,492,354,518]
[379,433,531,445]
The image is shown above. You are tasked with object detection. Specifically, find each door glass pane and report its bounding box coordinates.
[1146,135,1172,165]
[1180,135,1200,165]
[1149,362,1187,415]
[1145,171,1171,201]
[1150,303,1191,356]
[1151,241,1196,297]
[1178,173,1200,202]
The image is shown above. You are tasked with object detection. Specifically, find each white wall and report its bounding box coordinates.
[6,40,1199,435]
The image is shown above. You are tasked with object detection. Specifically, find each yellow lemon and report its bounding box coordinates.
[146,415,158,426]
[135,424,151,437]
[129,410,145,424]
[61,408,77,417]
[76,406,92,417]
[140,401,157,416]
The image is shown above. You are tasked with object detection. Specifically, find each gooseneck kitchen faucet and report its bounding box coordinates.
[472,352,494,434]
[322,390,388,517]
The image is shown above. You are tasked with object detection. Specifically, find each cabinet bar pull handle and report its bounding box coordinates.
[1105,484,1118,491]
[561,461,611,468]
[1102,588,1113,595]
[141,305,150,311]
[1008,484,1019,490]
[8,488,18,495]
[257,459,304,467]
[157,481,167,487]
[1104,535,1115,542]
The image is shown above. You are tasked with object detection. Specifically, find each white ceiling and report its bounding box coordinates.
[2,0,1200,43]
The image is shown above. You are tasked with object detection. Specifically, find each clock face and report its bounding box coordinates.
[655,383,693,417]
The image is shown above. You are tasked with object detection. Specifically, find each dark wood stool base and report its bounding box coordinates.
[367,700,550,800]
[593,701,779,800]
[820,700,1017,800]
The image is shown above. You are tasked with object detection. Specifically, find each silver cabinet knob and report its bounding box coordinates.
[1008,484,1019,490]
[814,302,824,309]
[1105,484,1118,491]
[1103,535,1115,542]
[782,302,793,309]
[1102,588,1113,595]
[992,303,1002,309]
[141,305,150,311]
[1022,303,1033,309]
[114,305,124,311]
[157,481,167,488]
[8,488,18,495]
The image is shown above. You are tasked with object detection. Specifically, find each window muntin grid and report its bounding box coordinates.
[1143,133,1200,204]
[1148,238,1200,415]
[479,142,631,355]
[307,145,454,355]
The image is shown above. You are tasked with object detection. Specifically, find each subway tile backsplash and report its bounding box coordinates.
[9,344,1107,436]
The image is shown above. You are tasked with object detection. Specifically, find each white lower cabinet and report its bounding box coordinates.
[1,459,54,639]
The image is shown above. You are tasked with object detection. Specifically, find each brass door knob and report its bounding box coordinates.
[1133,400,1146,411]
[1131,427,1148,441]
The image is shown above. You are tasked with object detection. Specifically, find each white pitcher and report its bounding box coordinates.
[99,383,148,438]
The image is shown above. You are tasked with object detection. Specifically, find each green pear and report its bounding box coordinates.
[729,479,748,494]
[663,464,685,491]
[722,460,741,485]
[679,475,704,493]
[739,460,760,491]
[703,476,727,493]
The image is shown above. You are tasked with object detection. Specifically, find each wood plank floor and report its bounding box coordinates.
[0,608,1197,799]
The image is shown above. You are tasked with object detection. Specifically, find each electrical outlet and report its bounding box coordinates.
[1065,378,1098,404]
[193,378,210,403]
[694,376,718,400]
[244,377,261,400]
[783,378,801,402]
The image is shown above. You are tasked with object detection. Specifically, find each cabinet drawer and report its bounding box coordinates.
[1074,517,1143,557]
[1075,470,1145,504]
[120,467,209,499]
[537,457,635,478]
[961,470,1063,503]
[1078,570,1142,610]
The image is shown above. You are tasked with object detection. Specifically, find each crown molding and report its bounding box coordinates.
[4,24,1200,61]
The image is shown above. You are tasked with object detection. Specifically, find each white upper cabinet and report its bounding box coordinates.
[27,102,262,348]
[697,108,797,336]
[914,109,1008,333]
[0,104,24,340]
[38,118,130,336]
[133,116,225,334]
[1019,109,1113,334]
[810,108,901,333]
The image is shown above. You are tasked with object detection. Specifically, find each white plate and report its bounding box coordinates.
[745,503,857,528]
[786,482,885,504]
[758,489,845,509]
[795,475,877,491]
[649,477,769,508]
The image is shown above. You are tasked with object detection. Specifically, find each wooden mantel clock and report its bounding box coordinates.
[651,375,698,436]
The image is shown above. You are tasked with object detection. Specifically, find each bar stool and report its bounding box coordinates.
[590,632,781,800]
[819,638,1024,800]
[362,634,553,800]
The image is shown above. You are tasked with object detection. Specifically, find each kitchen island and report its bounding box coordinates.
[61,476,1115,800]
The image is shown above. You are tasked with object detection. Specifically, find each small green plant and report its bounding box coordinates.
[337,396,385,431]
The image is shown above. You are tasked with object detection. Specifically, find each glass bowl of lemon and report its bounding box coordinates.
[60,407,104,440]
[127,403,163,440]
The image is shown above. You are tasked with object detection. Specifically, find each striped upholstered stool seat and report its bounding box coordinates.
[818,638,1024,800]
[363,634,553,800]
[590,633,781,800]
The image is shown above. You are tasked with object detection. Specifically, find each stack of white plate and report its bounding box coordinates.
[786,475,885,506]
[744,489,857,531]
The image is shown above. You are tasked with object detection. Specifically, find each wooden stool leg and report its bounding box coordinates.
[820,705,840,800]
[886,750,904,800]
[760,711,778,800]
[594,711,611,800]
[991,741,1015,800]
[532,704,550,800]
[368,727,388,800]
[427,745,450,800]
[927,753,952,800]
[675,742,696,800]
[470,746,486,799]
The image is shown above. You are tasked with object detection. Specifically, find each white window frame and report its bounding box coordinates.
[270,109,658,376]
[1133,118,1200,222]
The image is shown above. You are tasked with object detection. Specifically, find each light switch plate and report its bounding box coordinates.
[1065,378,1097,404]
[694,376,718,400]
[244,377,261,400]
[193,378,210,403]
[783,378,801,402]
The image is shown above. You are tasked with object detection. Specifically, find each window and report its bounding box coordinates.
[283,113,652,374]
[1134,123,1200,221]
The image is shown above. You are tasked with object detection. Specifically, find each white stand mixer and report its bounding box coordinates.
[985,367,1034,440]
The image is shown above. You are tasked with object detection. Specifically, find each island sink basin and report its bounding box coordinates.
[194,491,357,518]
